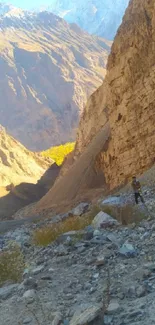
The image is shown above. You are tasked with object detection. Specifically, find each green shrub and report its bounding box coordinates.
[42,142,75,166]
[0,243,25,285]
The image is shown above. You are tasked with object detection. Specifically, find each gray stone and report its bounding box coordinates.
[101,196,123,207]
[77,246,86,253]
[23,317,33,324]
[54,244,69,256]
[93,273,99,279]
[95,255,105,266]
[31,265,44,275]
[23,278,38,290]
[93,230,102,237]
[65,293,73,300]
[0,284,18,300]
[92,212,119,229]
[89,287,96,294]
[106,234,120,247]
[117,292,125,300]
[72,203,90,216]
[57,232,84,245]
[70,304,101,325]
[41,275,52,280]
[106,301,121,315]
[23,289,36,304]
[49,267,55,272]
[119,242,137,257]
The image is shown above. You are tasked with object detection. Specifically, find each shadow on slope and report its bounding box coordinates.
[0,163,60,220]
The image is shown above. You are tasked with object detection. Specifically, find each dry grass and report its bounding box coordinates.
[102,203,147,225]
[0,243,25,285]
[33,205,101,246]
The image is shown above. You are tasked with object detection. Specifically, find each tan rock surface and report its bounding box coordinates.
[76,0,155,189]
[0,11,110,150]
[0,125,51,187]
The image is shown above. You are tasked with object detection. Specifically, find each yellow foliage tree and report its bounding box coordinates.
[42,142,75,166]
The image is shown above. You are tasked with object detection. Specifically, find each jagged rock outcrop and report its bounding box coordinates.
[0,7,110,150]
[33,0,155,215]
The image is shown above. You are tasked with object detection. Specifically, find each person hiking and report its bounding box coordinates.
[131,176,144,204]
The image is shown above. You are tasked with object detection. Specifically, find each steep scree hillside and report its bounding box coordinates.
[0,9,110,150]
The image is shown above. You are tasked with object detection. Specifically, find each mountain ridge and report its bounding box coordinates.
[44,0,130,40]
[0,6,110,150]
[0,124,51,187]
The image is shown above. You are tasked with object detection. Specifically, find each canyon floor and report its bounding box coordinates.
[0,167,155,325]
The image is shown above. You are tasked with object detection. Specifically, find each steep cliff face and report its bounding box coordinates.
[76,0,155,189]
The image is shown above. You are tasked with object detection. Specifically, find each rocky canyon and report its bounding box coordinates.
[34,0,155,215]
[1,2,155,325]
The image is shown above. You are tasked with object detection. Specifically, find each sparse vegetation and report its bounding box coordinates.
[33,207,99,246]
[42,142,75,166]
[88,204,101,219]
[0,243,25,285]
[102,204,147,225]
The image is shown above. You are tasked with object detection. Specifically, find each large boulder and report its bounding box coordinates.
[92,211,119,229]
[101,196,124,207]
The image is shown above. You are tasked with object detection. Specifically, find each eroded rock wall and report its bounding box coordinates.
[76,0,155,189]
